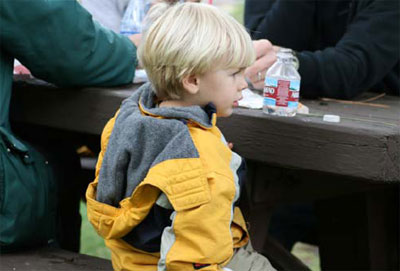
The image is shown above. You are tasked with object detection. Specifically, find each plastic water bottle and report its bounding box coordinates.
[120,0,151,36]
[263,48,301,117]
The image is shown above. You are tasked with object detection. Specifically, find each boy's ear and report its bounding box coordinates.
[182,74,200,95]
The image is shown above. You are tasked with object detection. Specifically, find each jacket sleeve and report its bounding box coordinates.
[244,0,315,51]
[297,0,399,98]
[0,0,136,87]
[245,0,399,99]
[155,168,239,271]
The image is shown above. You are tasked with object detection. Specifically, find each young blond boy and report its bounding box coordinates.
[86,3,275,271]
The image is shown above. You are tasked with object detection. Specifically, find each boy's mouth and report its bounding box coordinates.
[233,96,243,107]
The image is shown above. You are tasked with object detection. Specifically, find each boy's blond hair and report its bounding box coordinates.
[138,3,255,100]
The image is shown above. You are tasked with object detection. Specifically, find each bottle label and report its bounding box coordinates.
[264,78,300,108]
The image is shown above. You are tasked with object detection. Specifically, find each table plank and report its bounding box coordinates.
[0,247,112,271]
[11,78,400,182]
[11,78,138,135]
[218,108,399,182]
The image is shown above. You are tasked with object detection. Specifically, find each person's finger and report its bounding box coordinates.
[129,33,142,48]
[251,79,265,90]
[273,45,281,53]
[247,68,268,83]
[244,40,279,89]
[245,52,276,80]
[253,39,273,58]
[227,142,234,149]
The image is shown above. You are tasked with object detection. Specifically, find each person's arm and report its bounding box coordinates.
[245,0,315,51]
[0,0,137,87]
[245,0,399,99]
[297,0,399,98]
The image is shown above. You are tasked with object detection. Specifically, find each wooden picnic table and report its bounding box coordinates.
[0,246,112,271]
[6,77,400,270]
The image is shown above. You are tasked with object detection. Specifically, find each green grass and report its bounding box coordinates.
[292,242,321,271]
[231,2,244,25]
[79,201,111,259]
[219,2,245,25]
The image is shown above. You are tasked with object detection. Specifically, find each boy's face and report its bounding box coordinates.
[196,68,248,117]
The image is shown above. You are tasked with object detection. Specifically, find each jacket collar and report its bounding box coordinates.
[136,83,216,128]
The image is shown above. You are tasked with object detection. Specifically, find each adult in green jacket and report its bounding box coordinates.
[0,0,138,252]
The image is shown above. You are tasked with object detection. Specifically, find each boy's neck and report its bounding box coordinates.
[159,99,199,108]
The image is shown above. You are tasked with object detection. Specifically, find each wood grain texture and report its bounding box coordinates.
[0,247,112,271]
[218,108,399,182]
[11,78,137,135]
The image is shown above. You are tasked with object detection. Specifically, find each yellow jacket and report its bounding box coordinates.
[86,84,249,271]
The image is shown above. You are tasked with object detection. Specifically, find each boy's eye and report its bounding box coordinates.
[231,69,242,76]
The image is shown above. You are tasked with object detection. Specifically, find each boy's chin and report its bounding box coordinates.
[217,109,233,117]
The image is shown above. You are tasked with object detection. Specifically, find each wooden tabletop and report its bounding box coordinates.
[0,247,112,271]
[218,96,399,183]
[11,78,400,182]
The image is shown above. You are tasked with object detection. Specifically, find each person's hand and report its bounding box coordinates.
[129,33,142,48]
[129,34,142,68]
[245,39,279,90]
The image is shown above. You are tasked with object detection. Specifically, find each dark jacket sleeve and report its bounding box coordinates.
[0,0,136,87]
[245,0,316,51]
[245,0,400,99]
[297,0,399,98]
